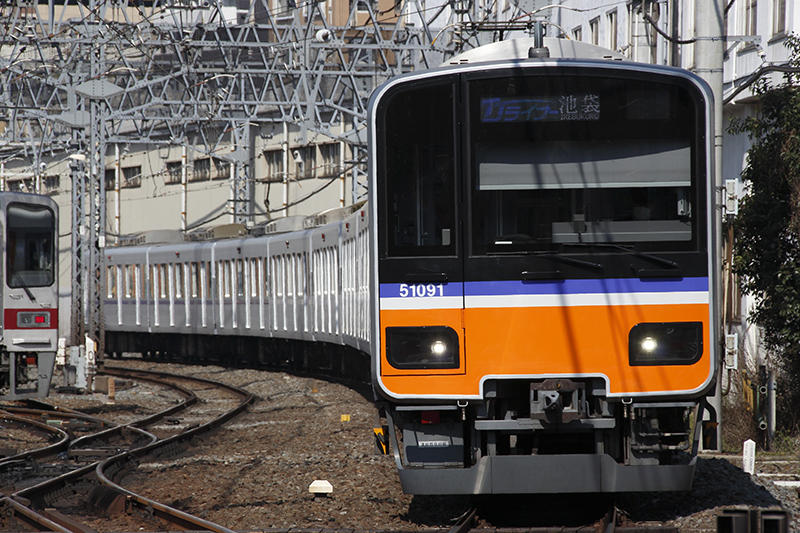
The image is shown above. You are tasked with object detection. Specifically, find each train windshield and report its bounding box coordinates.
[469,73,703,255]
[6,203,55,288]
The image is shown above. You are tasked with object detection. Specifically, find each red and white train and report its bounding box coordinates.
[0,192,59,400]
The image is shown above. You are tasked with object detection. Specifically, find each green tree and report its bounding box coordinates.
[730,35,800,428]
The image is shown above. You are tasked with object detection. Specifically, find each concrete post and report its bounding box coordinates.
[114,144,120,240]
[181,144,187,232]
[694,0,725,452]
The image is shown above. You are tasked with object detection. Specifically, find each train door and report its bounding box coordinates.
[374,75,466,387]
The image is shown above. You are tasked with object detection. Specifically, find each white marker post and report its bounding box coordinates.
[743,439,756,475]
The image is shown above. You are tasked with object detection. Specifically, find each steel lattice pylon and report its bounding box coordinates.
[0,0,530,352]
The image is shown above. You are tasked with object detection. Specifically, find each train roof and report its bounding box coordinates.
[443,37,626,65]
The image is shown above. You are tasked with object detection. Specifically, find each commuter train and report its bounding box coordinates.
[0,192,58,401]
[105,42,719,494]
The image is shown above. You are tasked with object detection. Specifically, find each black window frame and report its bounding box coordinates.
[376,76,461,261]
[6,202,56,289]
[462,67,708,272]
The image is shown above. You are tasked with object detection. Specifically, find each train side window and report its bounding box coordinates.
[268,258,271,301]
[125,265,134,298]
[236,259,244,297]
[107,266,117,299]
[160,265,168,298]
[204,262,211,297]
[224,261,232,299]
[276,257,284,297]
[250,259,258,298]
[135,265,141,299]
[191,263,199,298]
[175,264,183,299]
[6,203,55,288]
[377,81,456,257]
[287,255,294,298]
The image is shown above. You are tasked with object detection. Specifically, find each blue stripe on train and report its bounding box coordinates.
[379,277,708,298]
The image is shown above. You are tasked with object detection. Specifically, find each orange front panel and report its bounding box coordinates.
[379,303,710,397]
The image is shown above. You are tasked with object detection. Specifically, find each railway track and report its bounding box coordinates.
[3,359,793,532]
[0,364,254,532]
[445,502,679,533]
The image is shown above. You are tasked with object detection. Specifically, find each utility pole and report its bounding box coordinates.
[694,0,725,452]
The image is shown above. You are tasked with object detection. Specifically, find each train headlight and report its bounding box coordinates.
[386,326,459,369]
[640,337,658,353]
[629,322,703,366]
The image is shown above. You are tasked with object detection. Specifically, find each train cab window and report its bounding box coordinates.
[468,73,703,255]
[378,80,457,257]
[6,203,55,288]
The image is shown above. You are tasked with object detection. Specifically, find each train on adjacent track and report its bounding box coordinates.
[105,39,719,495]
[0,192,59,401]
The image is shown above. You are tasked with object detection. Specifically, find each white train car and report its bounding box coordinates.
[104,204,370,372]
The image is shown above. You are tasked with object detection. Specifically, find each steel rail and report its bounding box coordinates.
[2,404,159,460]
[5,365,252,532]
[92,365,254,533]
[10,369,195,502]
[0,411,69,467]
[0,496,72,533]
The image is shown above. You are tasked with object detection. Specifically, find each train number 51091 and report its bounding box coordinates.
[398,283,444,298]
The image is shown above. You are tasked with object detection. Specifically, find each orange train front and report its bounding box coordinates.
[368,52,719,493]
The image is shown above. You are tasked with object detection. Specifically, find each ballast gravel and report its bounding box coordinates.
[30,358,800,532]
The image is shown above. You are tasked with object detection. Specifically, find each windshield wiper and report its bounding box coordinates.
[559,242,679,268]
[487,249,603,280]
[487,250,603,270]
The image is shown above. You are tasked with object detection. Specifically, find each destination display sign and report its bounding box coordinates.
[480,94,601,123]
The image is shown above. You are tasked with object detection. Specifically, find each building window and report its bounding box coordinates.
[607,10,618,51]
[319,143,340,178]
[351,0,375,13]
[193,157,210,181]
[42,175,60,194]
[572,26,582,41]
[643,2,659,64]
[294,146,315,180]
[213,158,230,180]
[122,166,141,188]
[264,150,283,182]
[744,0,757,36]
[166,161,182,184]
[589,17,599,46]
[772,0,785,35]
[7,178,32,193]
[105,168,116,189]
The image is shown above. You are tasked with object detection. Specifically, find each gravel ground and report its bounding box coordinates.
[7,358,798,532]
